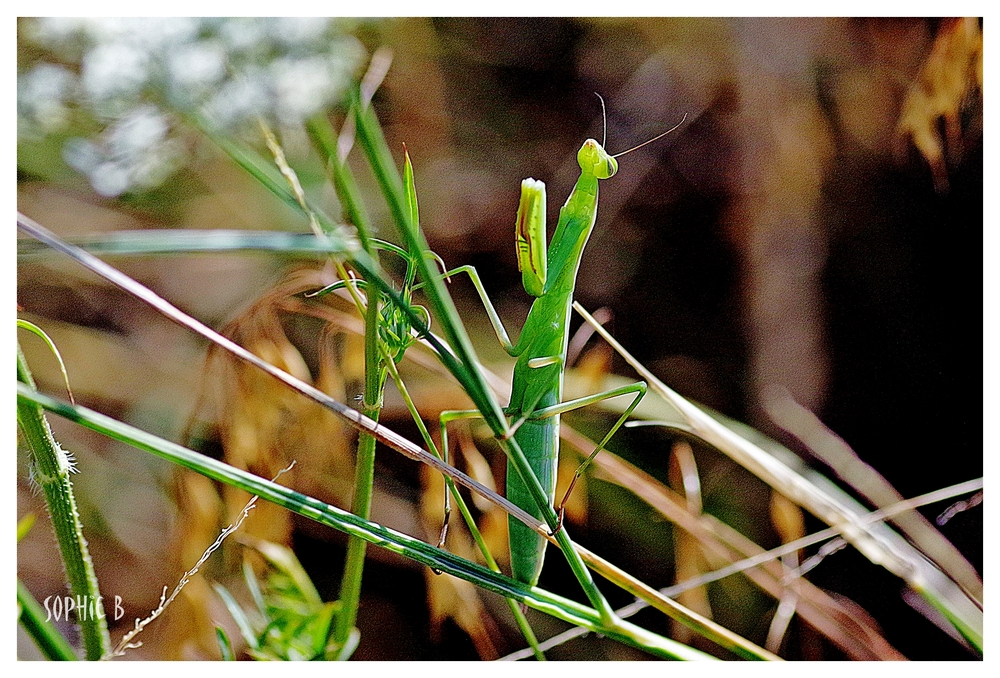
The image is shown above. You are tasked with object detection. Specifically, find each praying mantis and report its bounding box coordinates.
[434,103,687,586]
[318,93,685,595]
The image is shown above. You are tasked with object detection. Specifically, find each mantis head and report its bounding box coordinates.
[578,139,618,180]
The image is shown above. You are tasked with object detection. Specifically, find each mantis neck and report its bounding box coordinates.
[544,170,600,300]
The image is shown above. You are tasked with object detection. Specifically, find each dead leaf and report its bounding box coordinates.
[896,17,983,191]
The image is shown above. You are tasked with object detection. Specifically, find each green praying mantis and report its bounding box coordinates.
[431,102,688,586]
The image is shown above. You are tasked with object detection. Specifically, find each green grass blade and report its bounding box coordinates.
[313,602,339,658]
[213,583,260,652]
[248,540,324,609]
[17,514,37,542]
[242,561,267,620]
[17,320,75,404]
[306,112,375,250]
[215,626,235,661]
[915,581,983,652]
[17,580,79,661]
[200,125,315,217]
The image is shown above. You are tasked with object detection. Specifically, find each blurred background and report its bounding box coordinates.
[17,17,982,660]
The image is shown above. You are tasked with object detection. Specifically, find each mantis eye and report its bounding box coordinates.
[601,155,618,179]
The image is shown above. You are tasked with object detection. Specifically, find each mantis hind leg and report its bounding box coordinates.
[436,409,485,549]
[526,380,648,534]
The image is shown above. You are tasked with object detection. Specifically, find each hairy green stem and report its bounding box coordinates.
[332,285,385,651]
[16,345,110,660]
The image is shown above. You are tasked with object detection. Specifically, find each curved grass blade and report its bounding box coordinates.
[17,319,75,404]
[215,626,235,661]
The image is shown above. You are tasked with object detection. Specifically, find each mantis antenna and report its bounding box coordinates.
[612,112,688,158]
[595,92,608,147]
